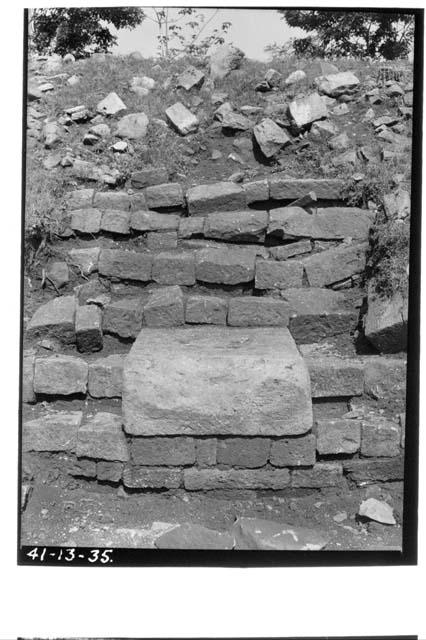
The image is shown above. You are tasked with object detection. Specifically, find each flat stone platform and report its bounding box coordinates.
[122,327,313,436]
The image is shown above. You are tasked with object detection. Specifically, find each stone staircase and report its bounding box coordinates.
[22,175,406,497]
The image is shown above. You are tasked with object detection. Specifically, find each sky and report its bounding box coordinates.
[112,8,306,61]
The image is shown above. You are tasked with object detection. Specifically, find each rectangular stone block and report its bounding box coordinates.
[68,247,100,275]
[103,298,144,339]
[22,351,36,403]
[93,191,130,210]
[196,439,217,467]
[100,209,131,234]
[364,289,408,354]
[88,354,124,398]
[34,355,88,395]
[97,460,124,482]
[291,462,343,488]
[76,304,103,352]
[302,243,368,287]
[123,466,182,489]
[23,411,82,453]
[307,356,364,398]
[144,183,184,209]
[98,249,152,282]
[344,457,404,485]
[195,247,256,285]
[185,295,228,325]
[186,182,246,215]
[130,210,180,232]
[255,260,304,290]
[143,286,185,327]
[123,327,313,436]
[227,297,289,327]
[131,166,169,189]
[26,296,76,344]
[204,210,268,243]
[76,412,129,462]
[145,231,178,251]
[316,419,361,455]
[178,216,205,238]
[360,416,401,457]
[243,179,269,204]
[131,437,196,466]
[70,208,102,234]
[269,240,312,260]
[152,251,195,285]
[184,468,291,490]
[270,434,316,467]
[65,188,94,209]
[70,458,97,478]
[217,438,270,468]
[269,177,345,200]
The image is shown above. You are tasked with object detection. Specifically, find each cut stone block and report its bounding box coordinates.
[88,354,124,398]
[155,523,233,550]
[65,189,94,209]
[360,416,401,457]
[186,182,246,215]
[130,192,148,211]
[291,462,343,488]
[316,419,361,455]
[75,304,103,352]
[23,411,82,453]
[184,468,290,490]
[364,290,408,353]
[144,183,184,209]
[131,437,196,466]
[302,243,368,287]
[269,177,344,200]
[270,434,316,467]
[70,208,102,234]
[196,439,217,467]
[68,247,100,276]
[255,259,304,290]
[195,247,255,284]
[145,232,178,251]
[307,356,364,398]
[123,327,313,436]
[93,191,130,211]
[100,209,131,234]
[269,240,312,260]
[130,210,180,232]
[34,355,88,395]
[165,102,199,135]
[143,286,185,327]
[185,295,228,325]
[243,179,269,204]
[364,357,406,401]
[98,249,152,282]
[22,351,36,404]
[178,217,205,238]
[216,437,270,468]
[131,166,169,189]
[204,210,268,243]
[152,251,195,285]
[344,457,404,485]
[77,412,129,462]
[233,517,329,550]
[26,296,76,344]
[97,461,124,483]
[227,296,289,326]
[103,298,144,339]
[268,207,372,241]
[123,467,182,489]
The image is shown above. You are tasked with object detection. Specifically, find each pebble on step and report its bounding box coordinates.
[75,304,103,352]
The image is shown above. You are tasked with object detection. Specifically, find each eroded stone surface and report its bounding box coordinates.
[23,411,82,453]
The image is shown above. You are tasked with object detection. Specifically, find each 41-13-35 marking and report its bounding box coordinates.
[26,547,113,564]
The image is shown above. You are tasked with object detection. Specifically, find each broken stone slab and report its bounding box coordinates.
[143,286,185,327]
[184,468,290,490]
[77,412,129,462]
[204,210,268,243]
[270,434,316,467]
[68,247,100,276]
[360,416,401,457]
[115,112,149,139]
[364,290,408,353]
[131,437,195,466]
[130,210,180,232]
[100,209,131,235]
[227,297,290,327]
[93,191,131,211]
[22,351,36,404]
[269,177,344,200]
[186,181,246,215]
[232,517,329,550]
[185,295,228,325]
[165,102,199,135]
[103,297,144,339]
[291,462,343,488]
[155,523,234,549]
[209,43,244,80]
[176,65,205,91]
[34,355,88,395]
[97,92,127,116]
[22,411,82,453]
[178,217,205,239]
[288,92,328,128]
[70,208,102,234]
[315,71,360,97]
[152,251,195,286]
[123,467,182,490]
[98,249,152,282]
[306,356,364,398]
[131,166,169,189]
[146,232,178,251]
[88,354,124,398]
[269,240,312,260]
[302,243,368,287]
[253,118,291,158]
[195,247,256,285]
[144,183,184,210]
[344,457,404,485]
[316,419,361,455]
[358,498,396,525]
[123,327,313,436]
[26,296,76,344]
[217,437,270,468]
[268,207,372,241]
[255,259,304,290]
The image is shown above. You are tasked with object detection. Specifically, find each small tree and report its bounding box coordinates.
[30,8,146,57]
[280,10,415,59]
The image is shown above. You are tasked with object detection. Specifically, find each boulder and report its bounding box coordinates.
[22,411,82,453]
[77,412,129,462]
[253,118,291,158]
[34,355,88,395]
[288,92,328,128]
[165,102,199,135]
[315,71,360,97]
[233,517,329,550]
[96,92,127,115]
[115,112,149,139]
[209,44,245,80]
[204,210,268,243]
[176,66,205,90]
[122,326,313,436]
[195,247,256,285]
[364,290,408,353]
[26,296,76,344]
[155,523,234,549]
[265,68,282,87]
